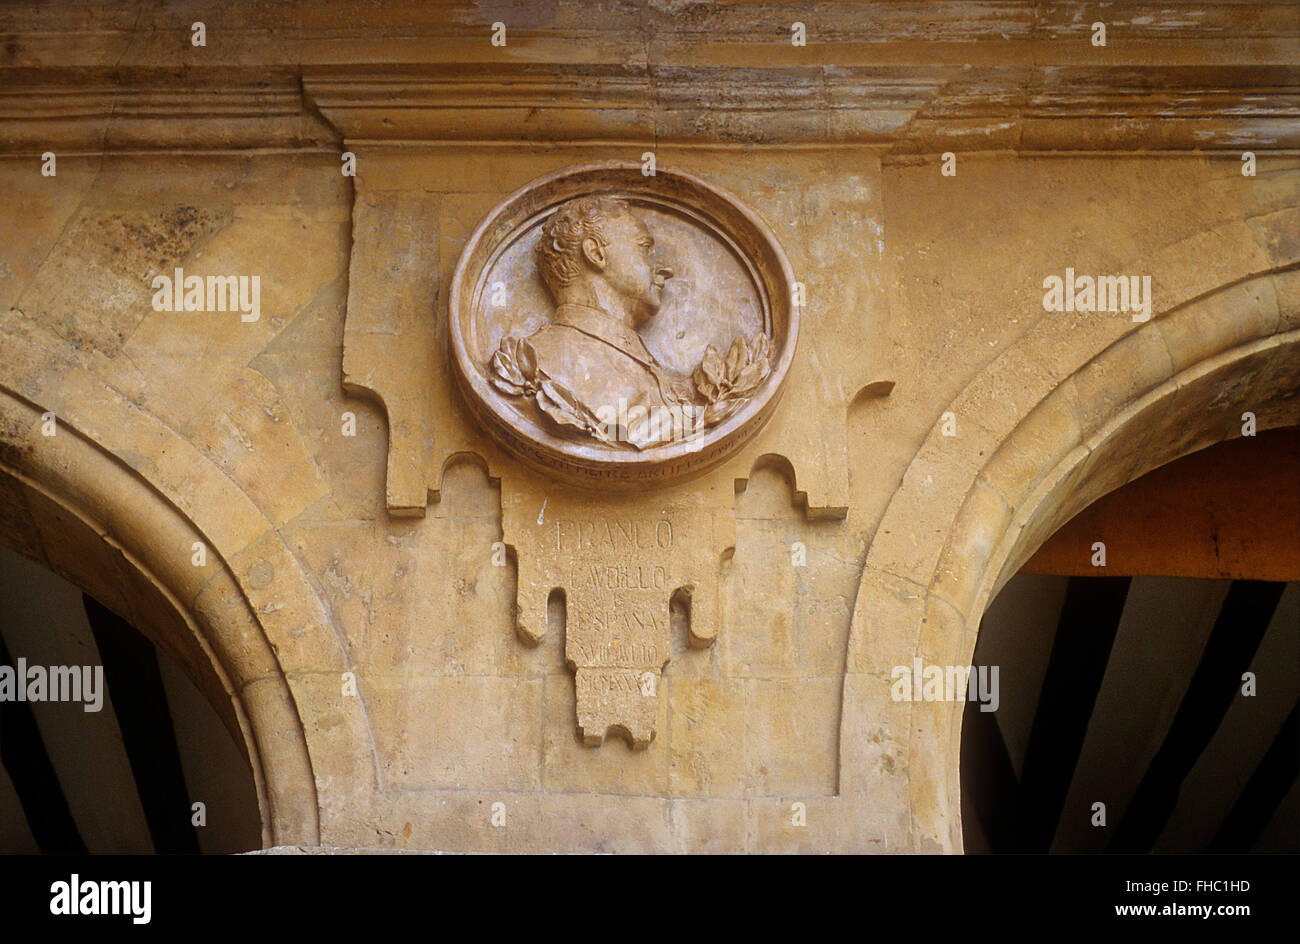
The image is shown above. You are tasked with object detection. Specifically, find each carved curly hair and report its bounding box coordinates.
[534,195,626,298]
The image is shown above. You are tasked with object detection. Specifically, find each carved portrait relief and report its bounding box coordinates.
[450,163,799,487]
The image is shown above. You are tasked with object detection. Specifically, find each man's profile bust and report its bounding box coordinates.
[490,195,770,449]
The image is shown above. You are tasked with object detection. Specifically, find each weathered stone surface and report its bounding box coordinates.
[0,1,1297,854]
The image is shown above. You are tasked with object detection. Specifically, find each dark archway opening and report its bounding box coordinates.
[962,429,1299,853]
[0,545,262,853]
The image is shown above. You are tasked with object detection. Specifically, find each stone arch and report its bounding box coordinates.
[843,218,1300,852]
[0,347,343,846]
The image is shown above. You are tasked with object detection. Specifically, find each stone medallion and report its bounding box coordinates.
[449,161,800,488]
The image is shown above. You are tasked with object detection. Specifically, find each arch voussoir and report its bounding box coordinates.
[843,256,1300,853]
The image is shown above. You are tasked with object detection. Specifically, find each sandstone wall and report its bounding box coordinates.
[1,1,1296,852]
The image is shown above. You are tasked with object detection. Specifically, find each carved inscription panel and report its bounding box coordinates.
[503,482,733,748]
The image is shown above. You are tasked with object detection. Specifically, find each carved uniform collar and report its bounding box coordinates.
[552,303,663,373]
[551,303,685,407]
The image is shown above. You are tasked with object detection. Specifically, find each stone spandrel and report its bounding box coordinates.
[503,479,734,748]
[345,161,885,749]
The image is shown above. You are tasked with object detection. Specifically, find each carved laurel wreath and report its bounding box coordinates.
[490,336,613,443]
[692,334,772,425]
[489,333,772,446]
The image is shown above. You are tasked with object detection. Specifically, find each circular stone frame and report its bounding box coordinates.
[448,162,799,488]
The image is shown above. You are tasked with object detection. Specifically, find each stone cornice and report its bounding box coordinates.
[301,64,1300,151]
[3,2,1297,68]
[0,1,1296,153]
[0,78,337,152]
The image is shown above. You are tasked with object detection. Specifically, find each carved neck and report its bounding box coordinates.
[556,281,639,328]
